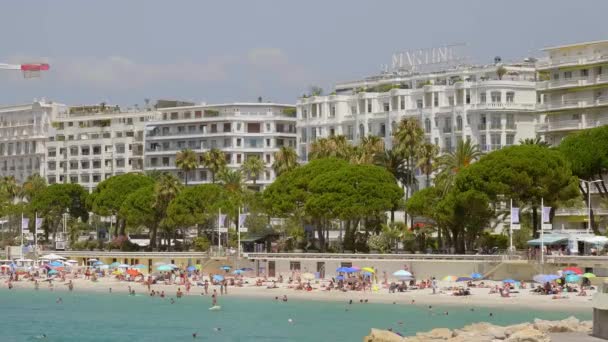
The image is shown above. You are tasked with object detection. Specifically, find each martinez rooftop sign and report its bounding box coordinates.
[390,44,468,73]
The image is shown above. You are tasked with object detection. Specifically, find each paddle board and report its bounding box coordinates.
[209,305,222,311]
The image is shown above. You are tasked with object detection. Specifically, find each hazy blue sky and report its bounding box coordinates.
[1,0,607,107]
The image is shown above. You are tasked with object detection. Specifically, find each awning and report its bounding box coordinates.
[579,236,608,245]
[527,235,569,246]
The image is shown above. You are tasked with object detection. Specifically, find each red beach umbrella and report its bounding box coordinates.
[563,266,583,275]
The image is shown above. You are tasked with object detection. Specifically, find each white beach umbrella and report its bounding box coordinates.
[40,254,66,260]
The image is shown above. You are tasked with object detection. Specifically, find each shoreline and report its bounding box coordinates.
[4,276,594,313]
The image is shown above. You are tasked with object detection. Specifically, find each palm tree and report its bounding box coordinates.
[308,135,354,161]
[175,149,198,185]
[519,137,550,147]
[22,173,46,202]
[272,146,298,176]
[152,173,182,248]
[496,65,507,80]
[416,142,439,188]
[241,156,265,186]
[375,148,408,222]
[353,135,385,164]
[434,139,482,193]
[382,222,407,253]
[0,176,21,203]
[202,148,227,183]
[218,168,245,194]
[393,118,424,208]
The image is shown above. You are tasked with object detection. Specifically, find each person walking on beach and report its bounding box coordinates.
[220,282,224,295]
[204,280,209,295]
[223,280,228,295]
[431,277,437,294]
[68,280,73,291]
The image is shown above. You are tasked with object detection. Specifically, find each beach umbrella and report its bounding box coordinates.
[40,254,66,261]
[456,277,473,282]
[240,267,253,271]
[361,267,375,273]
[132,264,146,269]
[583,273,596,278]
[471,273,483,280]
[336,267,350,273]
[167,264,179,269]
[0,265,10,269]
[48,270,58,275]
[363,271,373,277]
[126,269,140,276]
[153,261,168,266]
[336,275,345,281]
[442,275,458,282]
[220,265,231,271]
[49,261,63,267]
[195,264,202,270]
[112,269,123,275]
[213,274,224,282]
[87,258,98,262]
[117,264,130,268]
[563,266,583,275]
[93,261,105,266]
[109,262,121,269]
[533,274,559,284]
[393,270,412,277]
[565,274,580,283]
[344,267,358,273]
[502,279,518,284]
[99,265,109,270]
[562,270,576,275]
[301,272,316,280]
[233,269,244,275]
[156,265,173,272]
[187,266,197,272]
[350,266,361,272]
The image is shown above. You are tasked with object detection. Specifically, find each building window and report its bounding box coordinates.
[289,261,301,271]
[346,126,353,140]
[434,92,439,107]
[416,99,423,108]
[444,137,452,152]
[400,96,405,110]
[491,92,501,103]
[383,103,389,112]
[330,106,336,118]
[465,90,471,104]
[448,96,454,106]
[443,117,451,133]
[358,124,365,138]
[380,124,386,137]
[195,110,202,118]
[479,92,486,103]
[506,114,515,129]
[506,134,515,146]
[491,134,501,150]
[424,118,431,133]
[367,102,372,113]
[265,154,271,164]
[506,92,515,103]
[480,135,487,151]
[199,170,207,181]
[456,116,463,131]
[564,71,572,79]
[491,114,501,129]
[581,69,588,77]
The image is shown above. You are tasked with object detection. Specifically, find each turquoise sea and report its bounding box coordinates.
[0,289,591,342]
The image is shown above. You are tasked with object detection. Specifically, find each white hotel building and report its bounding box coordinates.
[45,105,160,191]
[536,40,608,230]
[0,100,66,183]
[296,58,538,171]
[143,103,297,188]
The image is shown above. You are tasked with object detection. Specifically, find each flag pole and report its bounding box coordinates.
[237,207,241,261]
[20,212,24,260]
[34,212,38,262]
[218,208,221,251]
[509,199,513,253]
[540,197,544,265]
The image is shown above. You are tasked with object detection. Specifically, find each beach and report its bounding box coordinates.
[3,274,595,312]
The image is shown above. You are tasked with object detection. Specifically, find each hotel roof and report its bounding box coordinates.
[542,40,608,51]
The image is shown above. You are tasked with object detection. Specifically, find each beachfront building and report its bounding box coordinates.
[0,100,67,183]
[297,55,538,187]
[536,40,608,231]
[143,102,297,189]
[45,105,160,191]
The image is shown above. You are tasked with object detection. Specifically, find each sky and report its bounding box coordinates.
[0,0,607,107]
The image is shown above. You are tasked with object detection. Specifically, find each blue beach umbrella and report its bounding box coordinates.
[187,266,197,272]
[213,274,224,282]
[233,269,244,275]
[109,262,121,269]
[49,261,63,267]
[471,273,483,280]
[240,268,253,271]
[456,277,473,282]
[220,266,231,271]
[533,274,559,284]
[565,274,580,283]
[132,264,146,269]
[336,275,345,281]
[562,270,576,275]
[344,267,359,273]
[336,267,350,273]
[48,270,58,275]
[156,265,173,272]
[93,261,105,266]
[502,279,518,284]
[362,271,373,277]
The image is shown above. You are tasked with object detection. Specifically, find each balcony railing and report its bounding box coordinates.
[469,103,535,110]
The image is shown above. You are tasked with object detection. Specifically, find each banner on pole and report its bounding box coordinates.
[542,206,551,223]
[510,207,519,224]
[21,218,29,231]
[238,214,248,227]
[35,218,43,229]
[219,214,227,228]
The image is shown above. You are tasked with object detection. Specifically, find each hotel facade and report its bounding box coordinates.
[143,103,297,188]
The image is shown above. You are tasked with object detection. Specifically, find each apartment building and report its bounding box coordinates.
[0,100,66,183]
[536,40,608,230]
[45,105,160,191]
[143,103,297,188]
[297,57,538,167]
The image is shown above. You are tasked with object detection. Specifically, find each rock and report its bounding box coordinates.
[363,328,405,342]
[505,323,533,337]
[504,327,550,342]
[578,320,593,333]
[533,316,581,333]
[415,328,453,340]
[454,322,506,340]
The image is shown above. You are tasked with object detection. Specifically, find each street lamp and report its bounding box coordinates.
[580,179,603,234]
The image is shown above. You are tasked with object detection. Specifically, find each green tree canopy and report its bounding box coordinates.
[29,183,89,239]
[165,184,234,229]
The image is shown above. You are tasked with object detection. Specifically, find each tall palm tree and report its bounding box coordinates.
[202,148,227,183]
[416,142,439,188]
[519,137,550,147]
[434,139,482,193]
[218,168,245,194]
[22,173,47,202]
[308,135,354,161]
[392,118,424,204]
[241,156,265,185]
[0,176,21,203]
[353,135,385,164]
[175,149,198,185]
[272,146,298,176]
[152,173,182,248]
[375,148,407,222]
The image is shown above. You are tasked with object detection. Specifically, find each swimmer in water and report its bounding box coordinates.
[444,311,449,316]
[349,299,353,305]
[411,300,415,304]
[282,295,288,302]
[213,327,222,332]
[192,332,197,339]
[109,288,112,293]
[56,297,62,304]
[489,313,493,317]
[170,298,175,304]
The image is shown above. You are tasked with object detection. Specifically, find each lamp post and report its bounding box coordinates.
[580,179,603,234]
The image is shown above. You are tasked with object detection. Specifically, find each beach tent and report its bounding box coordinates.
[49,261,63,267]
[40,254,66,261]
[526,235,568,246]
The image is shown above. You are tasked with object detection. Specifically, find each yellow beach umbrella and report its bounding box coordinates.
[442,275,458,282]
[362,267,375,273]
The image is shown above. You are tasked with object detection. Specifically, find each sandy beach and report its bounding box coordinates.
[3,275,595,312]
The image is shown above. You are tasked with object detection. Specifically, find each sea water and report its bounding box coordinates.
[0,289,591,342]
